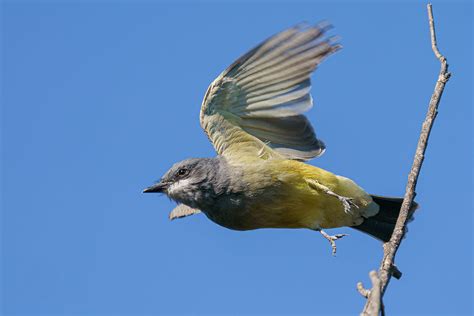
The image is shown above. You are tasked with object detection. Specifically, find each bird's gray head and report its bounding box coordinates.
[143,158,226,209]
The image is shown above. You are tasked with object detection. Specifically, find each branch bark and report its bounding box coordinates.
[358,4,450,315]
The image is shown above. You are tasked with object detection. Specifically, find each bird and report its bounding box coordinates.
[143,23,417,255]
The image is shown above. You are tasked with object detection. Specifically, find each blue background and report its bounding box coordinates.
[2,1,473,315]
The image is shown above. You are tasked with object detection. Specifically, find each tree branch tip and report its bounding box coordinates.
[357,282,370,298]
[427,4,434,15]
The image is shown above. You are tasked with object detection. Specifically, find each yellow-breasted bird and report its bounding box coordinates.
[143,23,417,254]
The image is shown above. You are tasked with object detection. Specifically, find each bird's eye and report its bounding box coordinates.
[177,168,188,177]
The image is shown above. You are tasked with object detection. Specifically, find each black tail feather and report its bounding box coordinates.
[352,195,418,242]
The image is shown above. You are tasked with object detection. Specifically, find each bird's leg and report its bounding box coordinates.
[307,180,359,214]
[318,229,348,256]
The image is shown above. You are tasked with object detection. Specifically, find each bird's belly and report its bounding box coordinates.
[243,193,354,230]
[202,184,355,231]
[199,158,375,231]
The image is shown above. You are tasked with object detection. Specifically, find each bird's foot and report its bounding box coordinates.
[338,196,359,214]
[305,179,359,214]
[319,230,348,256]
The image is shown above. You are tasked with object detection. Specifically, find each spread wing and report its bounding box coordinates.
[200,23,340,161]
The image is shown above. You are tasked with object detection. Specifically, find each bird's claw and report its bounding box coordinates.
[338,196,359,214]
[319,230,348,256]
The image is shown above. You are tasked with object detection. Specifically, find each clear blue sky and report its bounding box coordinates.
[2,1,472,315]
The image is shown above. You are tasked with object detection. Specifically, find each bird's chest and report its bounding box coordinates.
[199,174,308,230]
[200,191,253,230]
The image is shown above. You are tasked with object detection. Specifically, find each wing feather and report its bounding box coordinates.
[200,23,340,161]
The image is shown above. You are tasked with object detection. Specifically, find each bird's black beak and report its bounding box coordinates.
[143,181,168,193]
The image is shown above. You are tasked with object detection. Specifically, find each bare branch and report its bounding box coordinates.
[358,4,450,315]
[360,271,382,316]
[357,281,370,298]
[428,4,443,60]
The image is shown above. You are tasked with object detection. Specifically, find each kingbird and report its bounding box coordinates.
[144,23,417,253]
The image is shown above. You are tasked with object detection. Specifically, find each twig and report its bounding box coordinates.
[360,271,382,316]
[357,281,370,298]
[358,4,450,315]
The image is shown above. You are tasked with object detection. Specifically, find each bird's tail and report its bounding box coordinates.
[351,195,418,242]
